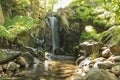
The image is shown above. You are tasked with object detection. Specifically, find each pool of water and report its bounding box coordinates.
[0,60,78,80]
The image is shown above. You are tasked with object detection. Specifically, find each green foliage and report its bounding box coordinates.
[101,26,120,45]
[74,5,92,22]
[69,0,120,31]
[0,25,8,38]
[0,16,38,41]
[80,26,100,42]
[0,0,30,17]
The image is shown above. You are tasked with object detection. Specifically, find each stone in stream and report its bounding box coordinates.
[16,56,27,68]
[16,52,35,68]
[111,65,120,76]
[97,61,114,69]
[7,62,20,71]
[85,69,118,80]
[101,48,111,58]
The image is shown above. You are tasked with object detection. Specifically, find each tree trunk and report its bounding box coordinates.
[0,5,4,25]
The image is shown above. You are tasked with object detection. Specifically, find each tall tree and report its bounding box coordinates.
[0,5,4,25]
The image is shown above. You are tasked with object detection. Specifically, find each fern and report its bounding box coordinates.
[0,16,39,41]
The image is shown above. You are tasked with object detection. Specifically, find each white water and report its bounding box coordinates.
[47,16,59,53]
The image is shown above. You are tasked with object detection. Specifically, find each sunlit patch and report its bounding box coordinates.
[54,0,73,12]
[85,25,94,32]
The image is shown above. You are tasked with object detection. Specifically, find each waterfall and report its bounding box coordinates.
[45,16,59,54]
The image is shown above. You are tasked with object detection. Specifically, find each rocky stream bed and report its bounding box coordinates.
[0,41,120,80]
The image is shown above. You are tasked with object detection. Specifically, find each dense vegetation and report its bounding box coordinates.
[0,0,119,44]
[0,0,120,80]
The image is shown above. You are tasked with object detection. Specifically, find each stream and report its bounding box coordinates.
[1,59,77,80]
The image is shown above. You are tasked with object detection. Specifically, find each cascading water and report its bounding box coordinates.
[45,16,60,54]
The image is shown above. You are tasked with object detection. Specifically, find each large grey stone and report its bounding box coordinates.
[111,65,120,76]
[85,69,118,80]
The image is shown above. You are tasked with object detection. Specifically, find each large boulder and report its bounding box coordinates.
[0,49,21,64]
[85,69,118,80]
[56,7,85,54]
[111,65,120,76]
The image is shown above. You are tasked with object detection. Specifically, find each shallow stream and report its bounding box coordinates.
[1,60,78,80]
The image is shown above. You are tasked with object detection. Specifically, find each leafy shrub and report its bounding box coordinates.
[0,16,39,41]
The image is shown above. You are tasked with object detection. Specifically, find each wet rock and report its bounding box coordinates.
[16,56,28,68]
[16,52,35,68]
[101,48,111,58]
[79,57,92,68]
[111,65,120,76]
[75,56,85,65]
[45,52,75,61]
[7,62,19,72]
[85,69,118,80]
[2,64,8,71]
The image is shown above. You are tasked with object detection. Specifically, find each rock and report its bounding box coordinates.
[79,42,103,58]
[110,45,120,55]
[115,62,120,65]
[16,56,27,68]
[101,48,111,58]
[45,52,75,61]
[75,56,85,65]
[101,47,108,50]
[93,57,105,62]
[118,76,120,79]
[97,61,114,69]
[79,57,92,68]
[71,74,84,80]
[0,49,21,64]
[7,62,19,73]
[16,52,35,68]
[113,56,120,62]
[85,69,118,80]
[111,65,120,76]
